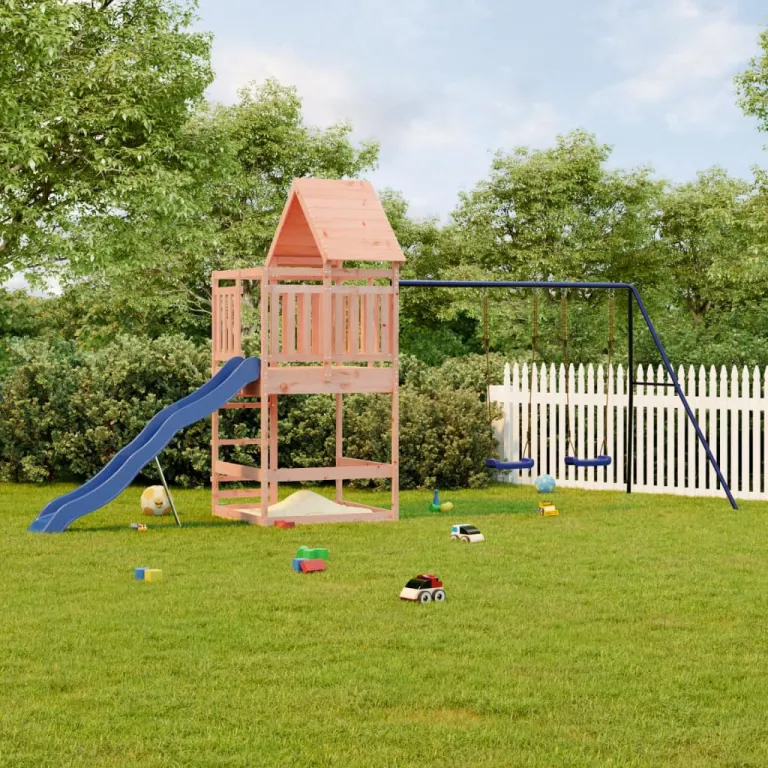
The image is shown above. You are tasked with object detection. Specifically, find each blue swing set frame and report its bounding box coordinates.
[400,280,738,510]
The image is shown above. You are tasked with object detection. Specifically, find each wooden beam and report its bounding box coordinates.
[214,461,261,481]
[274,464,393,482]
[264,366,395,395]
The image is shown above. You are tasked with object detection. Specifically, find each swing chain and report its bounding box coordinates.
[599,292,615,455]
[561,291,577,457]
[483,289,492,428]
[522,291,538,457]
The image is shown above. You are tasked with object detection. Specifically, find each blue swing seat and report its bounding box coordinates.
[485,458,535,471]
[564,455,612,468]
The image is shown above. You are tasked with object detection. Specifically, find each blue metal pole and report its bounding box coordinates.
[400,279,738,510]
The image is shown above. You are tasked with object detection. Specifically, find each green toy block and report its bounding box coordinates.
[296,546,329,561]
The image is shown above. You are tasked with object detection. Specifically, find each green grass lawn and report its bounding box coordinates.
[2,481,768,767]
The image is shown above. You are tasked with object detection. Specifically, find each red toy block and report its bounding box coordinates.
[274,520,295,528]
[299,558,327,573]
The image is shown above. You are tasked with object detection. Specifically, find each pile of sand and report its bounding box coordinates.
[267,490,362,518]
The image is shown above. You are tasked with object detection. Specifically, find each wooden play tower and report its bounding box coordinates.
[210,179,404,526]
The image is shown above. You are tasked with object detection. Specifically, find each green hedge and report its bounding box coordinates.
[0,337,498,490]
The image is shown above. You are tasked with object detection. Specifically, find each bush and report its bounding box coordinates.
[0,335,211,486]
[280,386,496,490]
[0,338,83,482]
[0,340,496,490]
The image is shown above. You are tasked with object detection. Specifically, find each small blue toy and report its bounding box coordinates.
[534,474,556,493]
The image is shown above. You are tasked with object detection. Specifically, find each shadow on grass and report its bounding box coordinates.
[70,519,247,533]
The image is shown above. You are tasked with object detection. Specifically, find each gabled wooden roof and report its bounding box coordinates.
[265,179,405,267]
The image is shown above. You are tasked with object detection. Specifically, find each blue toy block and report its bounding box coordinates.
[134,567,146,580]
[291,557,305,573]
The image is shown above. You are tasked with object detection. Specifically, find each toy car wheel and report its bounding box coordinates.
[433,589,445,601]
[450,534,458,540]
[418,591,432,603]
[460,535,469,543]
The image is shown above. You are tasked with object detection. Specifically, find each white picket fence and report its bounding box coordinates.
[488,362,768,501]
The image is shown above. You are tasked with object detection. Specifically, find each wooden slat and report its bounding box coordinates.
[334,292,344,356]
[331,500,392,514]
[364,295,375,354]
[330,285,392,296]
[304,199,381,212]
[220,402,262,410]
[215,461,260,481]
[218,489,262,499]
[284,292,296,356]
[331,353,393,363]
[219,438,261,446]
[380,293,391,355]
[348,293,360,355]
[213,505,248,521]
[273,284,323,295]
[274,464,393,482]
[297,293,309,355]
[311,293,321,354]
[322,273,332,370]
[234,280,242,356]
[270,289,280,357]
[337,457,386,467]
[329,268,393,280]
[213,268,263,280]
[264,366,395,395]
[267,267,323,279]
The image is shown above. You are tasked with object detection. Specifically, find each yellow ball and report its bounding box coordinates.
[140,486,170,516]
[440,502,454,513]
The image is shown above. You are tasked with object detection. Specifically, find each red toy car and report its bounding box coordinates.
[399,573,445,603]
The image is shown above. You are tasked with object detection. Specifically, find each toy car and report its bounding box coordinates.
[450,523,484,543]
[399,573,445,603]
[538,501,559,516]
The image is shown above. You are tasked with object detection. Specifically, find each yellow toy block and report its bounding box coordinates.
[538,502,559,517]
[143,568,164,582]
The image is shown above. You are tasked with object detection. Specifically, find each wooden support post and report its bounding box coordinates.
[260,269,270,521]
[211,409,219,512]
[323,264,332,381]
[336,393,343,502]
[391,266,400,520]
[269,393,279,505]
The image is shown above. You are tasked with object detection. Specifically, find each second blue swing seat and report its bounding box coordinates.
[564,455,612,468]
[485,457,535,471]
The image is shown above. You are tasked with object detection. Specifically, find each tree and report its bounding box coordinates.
[658,169,751,323]
[450,130,663,285]
[420,131,663,362]
[0,0,213,284]
[64,80,380,341]
[736,26,768,134]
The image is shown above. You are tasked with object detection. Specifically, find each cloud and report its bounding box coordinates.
[209,45,473,151]
[207,43,565,215]
[498,102,563,149]
[591,0,758,131]
[665,85,737,133]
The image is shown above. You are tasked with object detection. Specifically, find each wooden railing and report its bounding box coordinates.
[267,284,395,364]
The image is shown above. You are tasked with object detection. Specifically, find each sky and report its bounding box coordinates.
[195,0,768,219]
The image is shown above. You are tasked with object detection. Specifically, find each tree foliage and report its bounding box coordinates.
[450,131,663,285]
[736,26,768,134]
[0,0,213,284]
[60,80,380,341]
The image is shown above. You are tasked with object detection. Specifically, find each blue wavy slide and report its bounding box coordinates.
[29,356,261,533]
